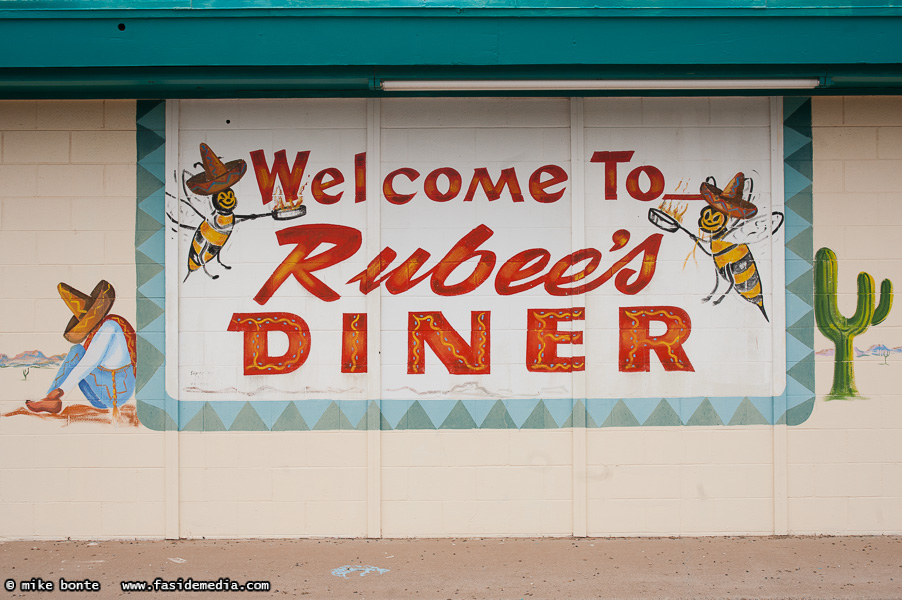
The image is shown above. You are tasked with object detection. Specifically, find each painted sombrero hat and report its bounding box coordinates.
[186,143,247,196]
[699,172,758,219]
[59,280,115,344]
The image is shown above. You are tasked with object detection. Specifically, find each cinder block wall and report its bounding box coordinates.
[1,97,901,539]
[786,97,902,534]
[380,430,574,536]
[178,432,369,537]
[0,100,166,539]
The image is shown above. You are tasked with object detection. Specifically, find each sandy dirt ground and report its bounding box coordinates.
[0,536,900,599]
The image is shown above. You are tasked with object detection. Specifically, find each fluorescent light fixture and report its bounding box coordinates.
[380,79,821,92]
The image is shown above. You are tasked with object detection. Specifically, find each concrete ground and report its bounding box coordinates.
[1,536,900,599]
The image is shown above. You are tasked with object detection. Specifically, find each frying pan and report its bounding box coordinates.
[648,207,694,238]
[272,204,307,221]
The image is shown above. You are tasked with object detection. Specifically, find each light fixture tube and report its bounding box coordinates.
[380,79,821,92]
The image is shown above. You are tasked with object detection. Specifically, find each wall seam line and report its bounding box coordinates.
[163,99,180,540]
[570,96,588,538]
[366,97,383,539]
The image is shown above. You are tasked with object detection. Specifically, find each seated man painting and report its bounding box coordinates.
[26,280,137,416]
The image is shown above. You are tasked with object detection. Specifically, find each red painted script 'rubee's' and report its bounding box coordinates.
[254,224,663,304]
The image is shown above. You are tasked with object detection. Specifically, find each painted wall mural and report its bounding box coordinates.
[814,247,893,399]
[129,97,816,431]
[5,280,140,426]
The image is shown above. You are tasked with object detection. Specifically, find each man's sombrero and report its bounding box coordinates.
[699,172,758,219]
[186,143,247,196]
[59,280,115,344]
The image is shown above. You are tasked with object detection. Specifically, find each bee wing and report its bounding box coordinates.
[177,169,211,220]
[723,211,784,245]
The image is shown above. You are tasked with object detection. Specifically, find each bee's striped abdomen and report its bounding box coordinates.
[199,220,229,246]
[187,220,232,273]
[712,242,764,307]
[712,241,747,268]
[187,229,208,272]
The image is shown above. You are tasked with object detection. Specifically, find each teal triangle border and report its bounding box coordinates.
[135,100,180,431]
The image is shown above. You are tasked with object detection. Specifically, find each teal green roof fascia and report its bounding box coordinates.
[2,7,902,98]
[2,15,902,69]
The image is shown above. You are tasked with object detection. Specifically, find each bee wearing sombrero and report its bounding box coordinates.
[171,143,306,281]
[649,172,784,321]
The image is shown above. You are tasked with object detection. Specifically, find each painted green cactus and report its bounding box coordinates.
[814,247,893,398]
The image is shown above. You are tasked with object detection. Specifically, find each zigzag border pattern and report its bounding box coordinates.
[134,99,814,431]
[778,96,816,425]
[135,100,178,431]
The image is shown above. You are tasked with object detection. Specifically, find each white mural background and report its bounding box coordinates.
[167,97,785,404]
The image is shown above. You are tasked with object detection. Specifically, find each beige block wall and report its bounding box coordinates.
[0,100,166,539]
[382,431,573,537]
[380,427,774,538]
[786,97,902,535]
[586,428,775,536]
[178,432,368,537]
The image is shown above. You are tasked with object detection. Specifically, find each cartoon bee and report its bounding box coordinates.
[649,172,783,321]
[168,143,306,281]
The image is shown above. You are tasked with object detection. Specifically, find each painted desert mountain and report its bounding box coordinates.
[0,350,65,368]
[816,344,901,358]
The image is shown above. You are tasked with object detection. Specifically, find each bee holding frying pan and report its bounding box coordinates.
[649,172,783,321]
[168,143,306,281]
